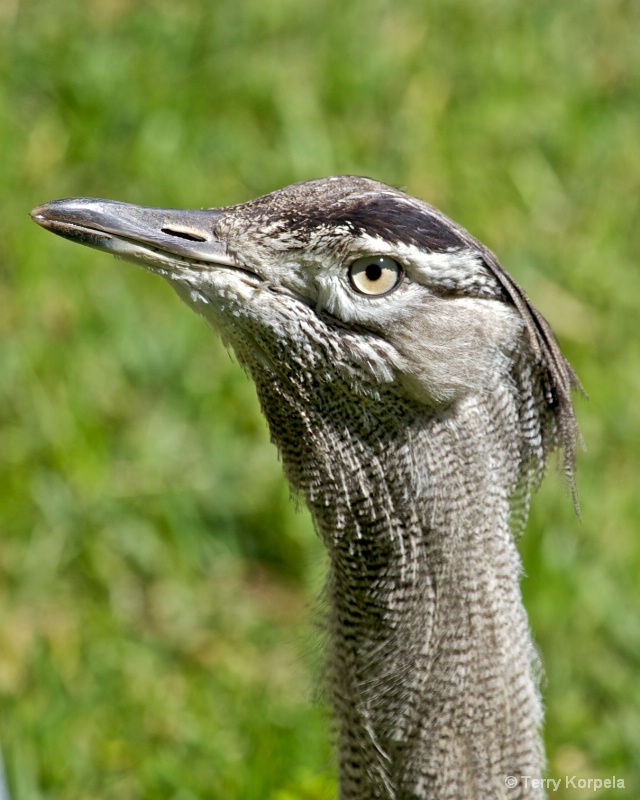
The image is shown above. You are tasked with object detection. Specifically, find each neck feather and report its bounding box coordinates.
[257,377,546,800]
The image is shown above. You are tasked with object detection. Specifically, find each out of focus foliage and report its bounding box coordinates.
[1,1,638,797]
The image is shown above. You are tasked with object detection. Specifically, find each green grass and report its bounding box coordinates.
[1,1,639,797]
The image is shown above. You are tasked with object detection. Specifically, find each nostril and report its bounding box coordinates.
[161,227,207,242]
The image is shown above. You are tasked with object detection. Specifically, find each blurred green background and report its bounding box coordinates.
[1,1,639,798]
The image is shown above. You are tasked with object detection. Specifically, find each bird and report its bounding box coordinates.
[31,176,580,800]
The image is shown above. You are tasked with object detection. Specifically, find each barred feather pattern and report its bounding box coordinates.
[245,317,559,800]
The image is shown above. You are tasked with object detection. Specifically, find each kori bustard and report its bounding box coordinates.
[31,177,580,800]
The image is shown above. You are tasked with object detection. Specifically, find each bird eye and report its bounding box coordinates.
[348,256,403,296]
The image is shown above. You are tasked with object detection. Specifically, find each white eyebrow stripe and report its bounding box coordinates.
[347,235,492,287]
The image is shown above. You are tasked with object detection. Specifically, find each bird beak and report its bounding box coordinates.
[29,198,236,268]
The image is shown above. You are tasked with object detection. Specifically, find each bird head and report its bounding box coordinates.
[31,176,580,488]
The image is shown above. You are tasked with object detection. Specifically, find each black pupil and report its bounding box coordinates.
[365,262,383,281]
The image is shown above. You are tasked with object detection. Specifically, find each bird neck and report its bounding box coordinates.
[255,378,545,800]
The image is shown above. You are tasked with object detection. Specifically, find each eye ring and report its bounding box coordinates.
[348,256,403,296]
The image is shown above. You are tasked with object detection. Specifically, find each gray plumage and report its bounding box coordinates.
[31,177,581,800]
